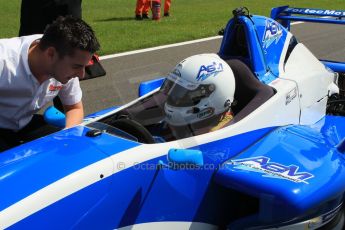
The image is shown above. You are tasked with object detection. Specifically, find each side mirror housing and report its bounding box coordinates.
[138,77,165,97]
[167,148,204,166]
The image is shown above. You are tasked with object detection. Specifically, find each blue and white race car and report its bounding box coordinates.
[1,6,345,230]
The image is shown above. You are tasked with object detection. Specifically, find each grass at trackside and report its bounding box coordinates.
[0,0,344,55]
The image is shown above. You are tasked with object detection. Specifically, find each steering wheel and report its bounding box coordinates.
[109,118,155,144]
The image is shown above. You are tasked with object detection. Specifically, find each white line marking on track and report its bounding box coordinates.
[100,21,304,60]
[291,21,305,25]
[100,36,223,60]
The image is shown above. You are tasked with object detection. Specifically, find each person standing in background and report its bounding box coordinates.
[135,0,150,20]
[163,0,171,17]
[135,0,171,20]
[19,0,82,36]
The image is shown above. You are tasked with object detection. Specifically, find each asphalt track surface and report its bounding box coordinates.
[81,23,345,115]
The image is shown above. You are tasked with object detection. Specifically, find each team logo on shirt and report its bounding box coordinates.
[49,84,63,91]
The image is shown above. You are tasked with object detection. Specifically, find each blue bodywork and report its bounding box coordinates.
[270,6,345,73]
[216,116,345,224]
[219,13,289,83]
[1,6,345,230]
[4,116,345,229]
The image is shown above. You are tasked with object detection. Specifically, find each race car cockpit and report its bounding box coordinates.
[98,54,275,143]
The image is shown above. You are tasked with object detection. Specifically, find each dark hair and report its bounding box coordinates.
[39,16,100,57]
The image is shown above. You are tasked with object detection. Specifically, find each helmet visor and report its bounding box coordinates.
[161,79,215,107]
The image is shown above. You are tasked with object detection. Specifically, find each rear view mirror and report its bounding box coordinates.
[167,148,204,166]
[138,77,165,97]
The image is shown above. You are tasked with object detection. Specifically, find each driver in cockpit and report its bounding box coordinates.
[160,53,236,139]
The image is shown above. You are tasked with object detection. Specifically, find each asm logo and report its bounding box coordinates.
[262,20,283,49]
[196,62,223,82]
[229,156,314,184]
[49,84,63,91]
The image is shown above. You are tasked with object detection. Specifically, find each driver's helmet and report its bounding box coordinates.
[162,53,236,126]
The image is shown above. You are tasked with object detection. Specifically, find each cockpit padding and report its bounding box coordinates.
[225,59,275,123]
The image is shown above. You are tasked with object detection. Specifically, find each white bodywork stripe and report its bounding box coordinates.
[0,157,113,229]
[278,32,293,74]
[118,222,218,230]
